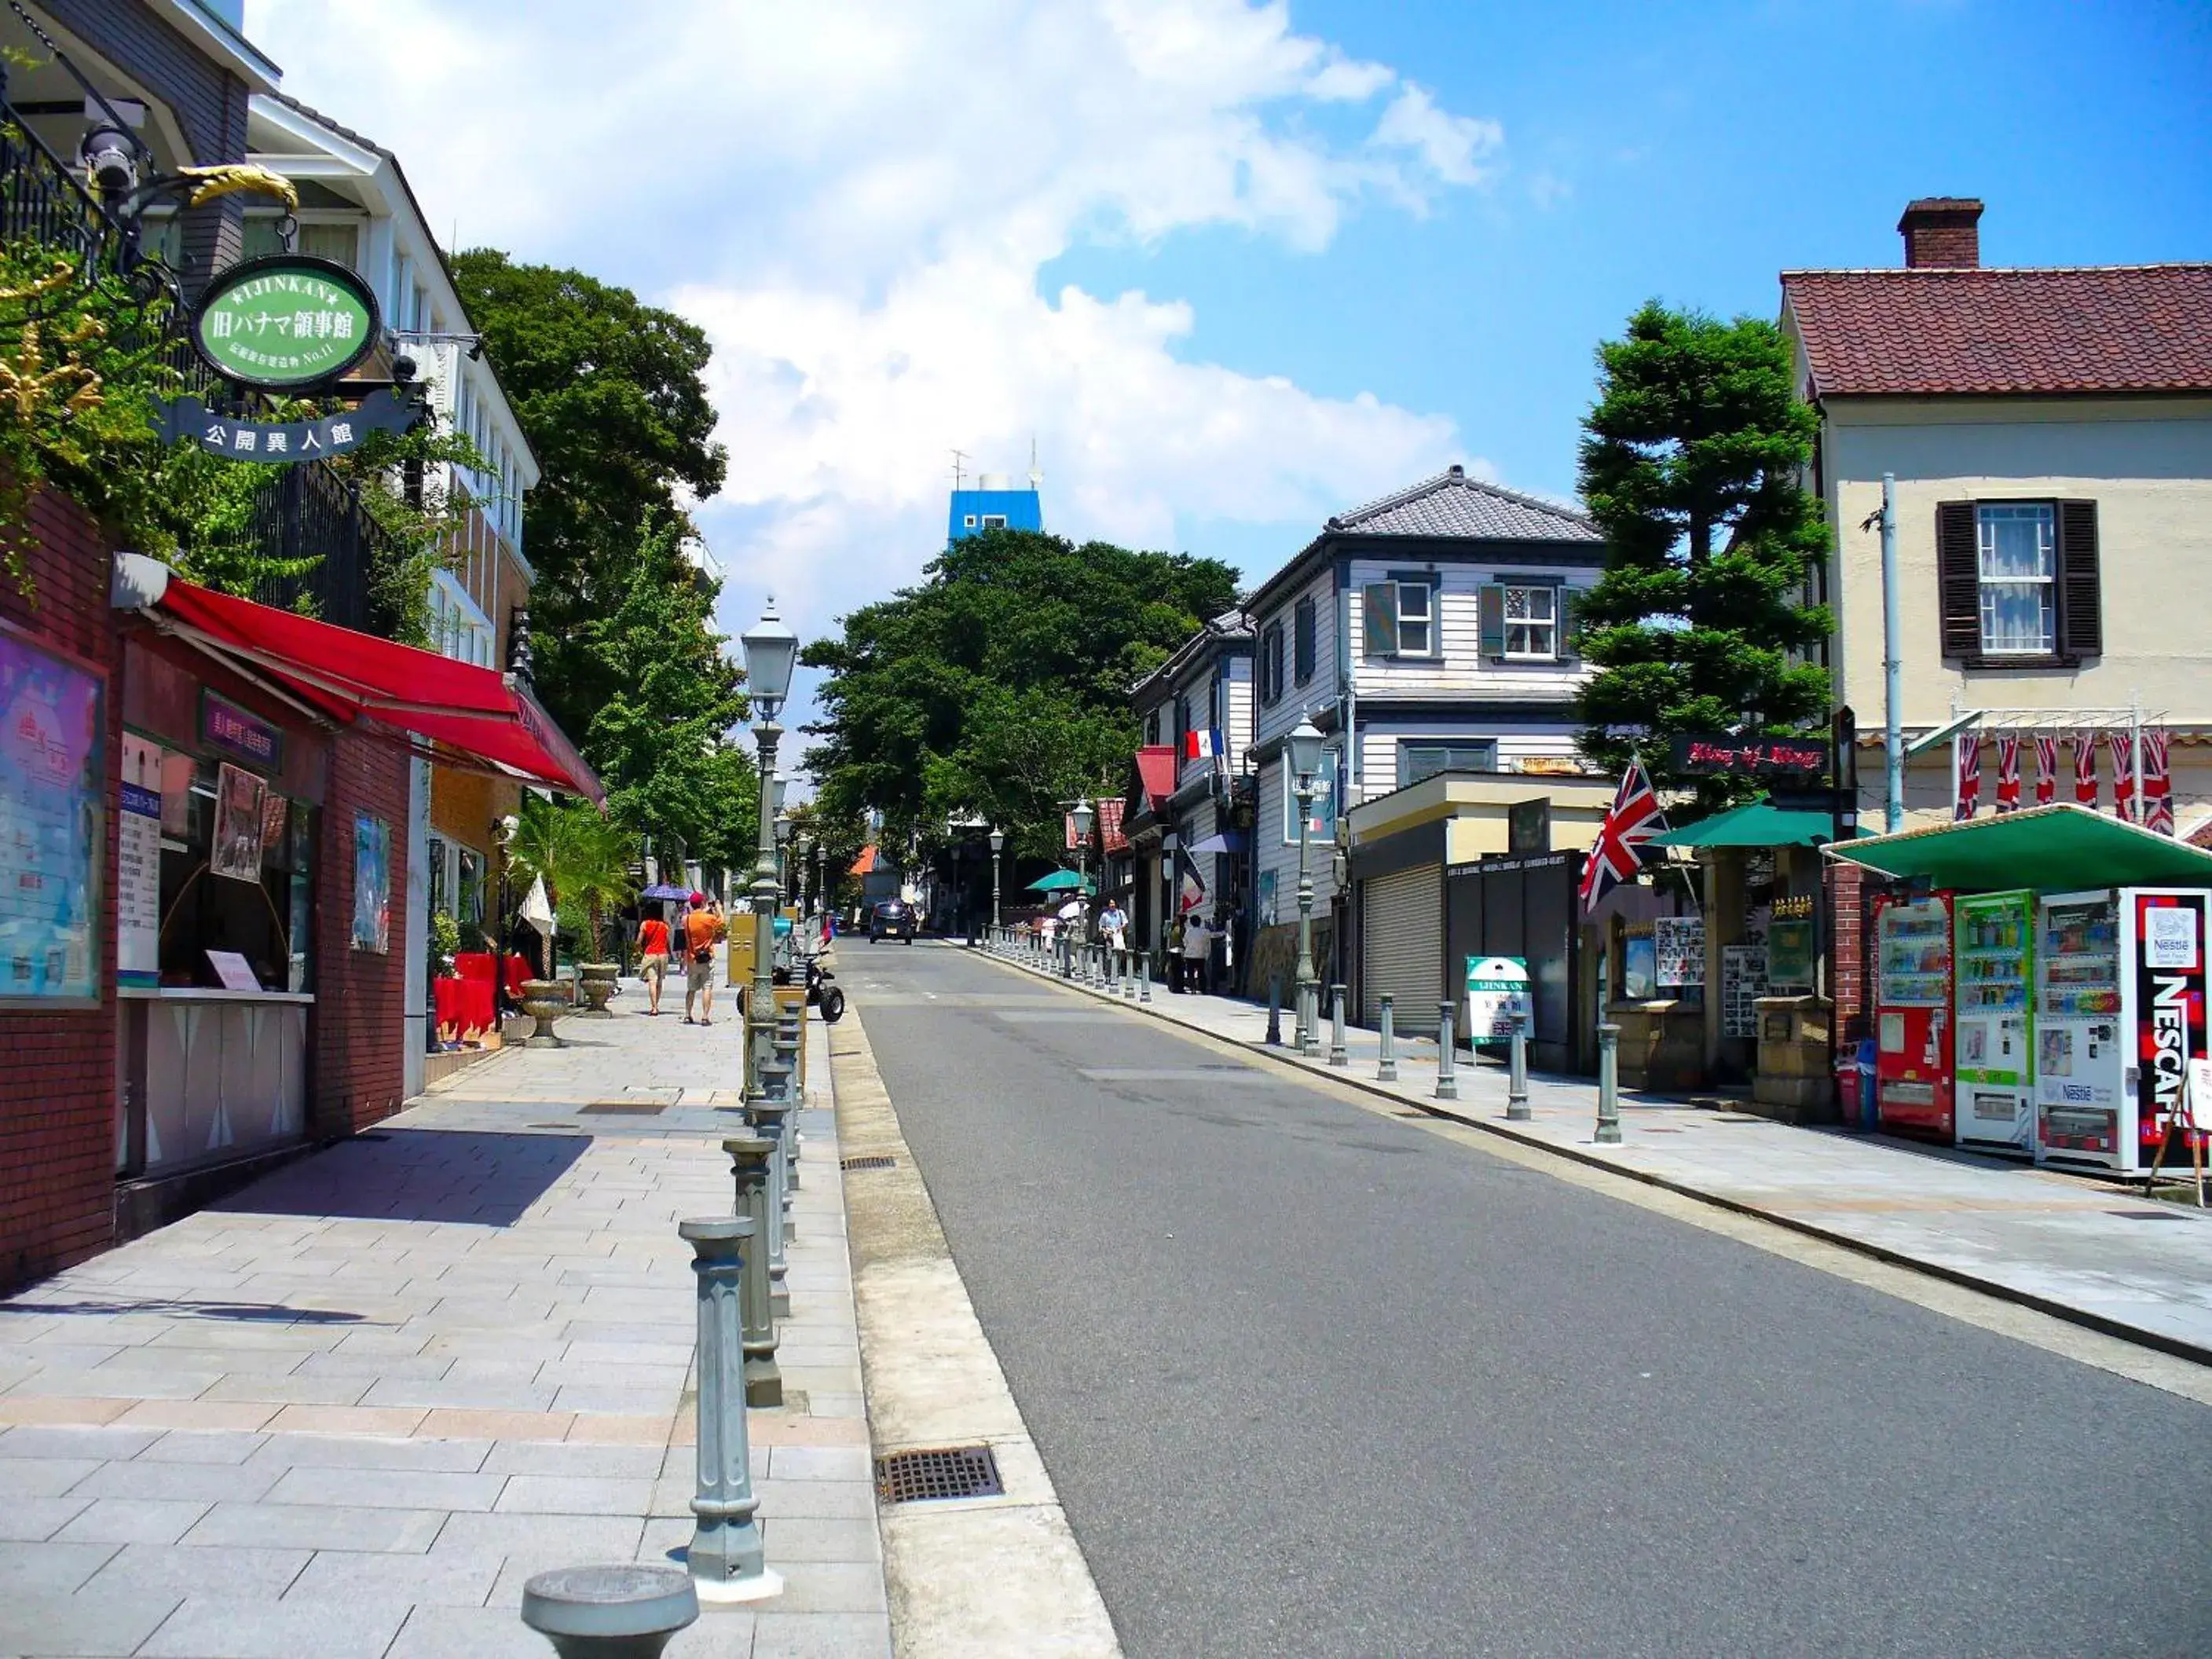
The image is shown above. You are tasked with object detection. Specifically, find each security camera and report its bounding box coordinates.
[390,352,419,384]
[79,123,138,198]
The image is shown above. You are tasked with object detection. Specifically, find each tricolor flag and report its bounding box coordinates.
[1994,733,2021,814]
[2108,731,2137,822]
[1183,727,1226,761]
[2142,728,2174,836]
[1578,760,1668,917]
[2034,735,2057,807]
[1176,847,1207,914]
[1954,732,1982,822]
[2073,731,2097,806]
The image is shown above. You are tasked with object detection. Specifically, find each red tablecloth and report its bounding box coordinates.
[434,976,495,1038]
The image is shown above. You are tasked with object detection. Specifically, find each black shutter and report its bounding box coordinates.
[1936,502,1979,658]
[2056,500,2101,657]
[1294,596,1315,686]
[1478,584,1506,658]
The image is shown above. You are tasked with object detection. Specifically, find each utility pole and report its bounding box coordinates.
[1880,474,1903,832]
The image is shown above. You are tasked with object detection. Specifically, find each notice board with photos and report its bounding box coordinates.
[1655,916,1705,988]
[1722,943,1770,1038]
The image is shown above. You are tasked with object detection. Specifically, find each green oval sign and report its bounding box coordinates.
[191,254,382,390]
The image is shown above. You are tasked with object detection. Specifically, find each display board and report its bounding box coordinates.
[1655,916,1705,987]
[118,733,163,990]
[1721,943,1769,1038]
[0,632,103,1002]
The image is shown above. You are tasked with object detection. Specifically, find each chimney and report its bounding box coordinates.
[1898,198,1983,269]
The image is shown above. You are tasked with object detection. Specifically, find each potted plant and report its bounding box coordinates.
[508,800,636,1019]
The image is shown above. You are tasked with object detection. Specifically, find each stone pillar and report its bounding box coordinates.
[723,1136,782,1408]
[677,1217,782,1602]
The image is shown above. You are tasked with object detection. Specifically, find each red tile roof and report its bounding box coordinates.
[1781,265,2212,398]
[1134,745,1177,810]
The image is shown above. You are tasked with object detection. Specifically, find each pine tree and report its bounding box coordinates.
[1573,301,1833,809]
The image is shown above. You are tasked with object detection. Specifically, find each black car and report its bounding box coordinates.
[869,899,916,943]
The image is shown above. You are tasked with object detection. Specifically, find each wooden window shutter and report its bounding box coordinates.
[2056,500,2101,657]
[1559,589,1583,661]
[1362,584,1397,657]
[1936,502,1979,658]
[1478,584,1507,658]
[1294,596,1315,685]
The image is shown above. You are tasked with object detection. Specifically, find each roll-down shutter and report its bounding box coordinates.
[1362,862,1444,1036]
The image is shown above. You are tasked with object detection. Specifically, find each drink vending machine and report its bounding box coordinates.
[1873,892,1955,1139]
[1952,889,2035,1155]
[2035,888,2210,1173]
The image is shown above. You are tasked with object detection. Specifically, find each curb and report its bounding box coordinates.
[969,943,2212,1372]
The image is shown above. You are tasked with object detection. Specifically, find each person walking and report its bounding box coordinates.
[1099,898,1128,955]
[682,890,723,1024]
[636,905,672,1016]
[1181,909,1214,996]
[1166,914,1186,993]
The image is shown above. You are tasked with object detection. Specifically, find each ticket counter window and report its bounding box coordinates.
[157,756,315,993]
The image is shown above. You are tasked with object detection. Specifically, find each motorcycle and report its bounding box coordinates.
[754,951,845,1024]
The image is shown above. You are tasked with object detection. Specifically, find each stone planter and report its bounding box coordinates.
[576,962,619,1016]
[518,979,568,1048]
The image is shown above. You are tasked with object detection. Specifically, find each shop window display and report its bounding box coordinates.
[154,748,315,993]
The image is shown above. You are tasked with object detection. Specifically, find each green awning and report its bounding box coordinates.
[1648,799,1868,849]
[1826,803,2212,891]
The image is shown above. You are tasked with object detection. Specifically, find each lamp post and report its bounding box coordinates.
[1287,716,1323,1057]
[740,601,798,1107]
[795,834,814,917]
[1071,797,1095,966]
[814,843,827,920]
[989,828,1005,929]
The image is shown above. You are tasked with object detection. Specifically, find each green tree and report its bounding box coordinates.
[804,526,1239,862]
[1573,301,1833,810]
[447,250,727,743]
[506,794,636,962]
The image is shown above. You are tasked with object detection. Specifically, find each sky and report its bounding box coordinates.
[250,0,2211,730]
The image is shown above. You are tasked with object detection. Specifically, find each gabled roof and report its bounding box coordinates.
[1128,609,1254,705]
[1782,265,2212,398]
[1326,464,1601,544]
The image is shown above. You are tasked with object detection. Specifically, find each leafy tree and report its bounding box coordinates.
[507,793,636,962]
[1573,301,1833,810]
[804,526,1239,862]
[447,250,727,742]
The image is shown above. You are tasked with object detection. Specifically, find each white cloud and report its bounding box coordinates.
[251,0,1505,657]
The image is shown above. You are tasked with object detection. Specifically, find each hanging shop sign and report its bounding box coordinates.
[150,387,417,463]
[201,691,282,772]
[1670,734,1829,777]
[190,254,382,390]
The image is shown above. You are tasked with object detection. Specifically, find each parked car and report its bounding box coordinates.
[869,899,916,943]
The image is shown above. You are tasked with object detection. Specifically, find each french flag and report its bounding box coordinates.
[1184,728,1225,760]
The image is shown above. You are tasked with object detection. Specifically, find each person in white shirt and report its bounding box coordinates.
[1180,910,1213,995]
[1099,899,1128,953]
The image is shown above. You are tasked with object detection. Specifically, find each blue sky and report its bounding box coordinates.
[258,0,2209,699]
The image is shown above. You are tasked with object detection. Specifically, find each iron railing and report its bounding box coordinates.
[245,461,407,636]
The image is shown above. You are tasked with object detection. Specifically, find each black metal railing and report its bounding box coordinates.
[246,460,407,636]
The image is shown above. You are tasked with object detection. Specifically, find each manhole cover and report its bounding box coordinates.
[2108,1208,2186,1221]
[841,1155,896,1171]
[875,1445,1003,1504]
[581,1101,665,1115]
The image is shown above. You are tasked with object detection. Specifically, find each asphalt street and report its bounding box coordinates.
[848,942,2212,1659]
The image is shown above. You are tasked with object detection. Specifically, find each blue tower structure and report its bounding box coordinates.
[947,455,1044,544]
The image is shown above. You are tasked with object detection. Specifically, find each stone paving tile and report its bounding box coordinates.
[260,1403,428,1437]
[492,1473,655,1515]
[0,1588,183,1657]
[0,1540,116,1595]
[52,1497,214,1545]
[136,1430,271,1465]
[244,1434,493,1474]
[759,1516,883,1563]
[385,1602,570,1659]
[766,1445,870,1482]
[0,1498,93,1541]
[284,1546,504,1607]
[137,1593,414,1659]
[181,1501,447,1553]
[746,1610,892,1659]
[112,1398,285,1432]
[70,1456,283,1504]
[431,1509,644,1560]
[0,1397,131,1427]
[481,1440,662,1478]
[748,1477,877,1520]
[262,1465,508,1511]
[769,1559,892,1614]
[79,1542,310,1600]
[0,1457,102,1496]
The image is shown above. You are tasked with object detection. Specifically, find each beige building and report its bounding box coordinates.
[1782,200,2212,836]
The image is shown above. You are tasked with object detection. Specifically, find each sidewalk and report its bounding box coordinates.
[983,943,2212,1362]
[0,972,888,1659]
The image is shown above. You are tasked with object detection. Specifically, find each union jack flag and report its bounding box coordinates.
[2073,731,2097,806]
[2034,735,2057,806]
[1579,760,1668,917]
[1994,733,2021,813]
[1954,732,1982,822]
[2108,731,2137,822]
[2142,728,2174,836]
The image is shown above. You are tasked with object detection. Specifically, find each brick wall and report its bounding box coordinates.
[1828,859,1868,1052]
[0,491,123,1291]
[313,730,412,1138]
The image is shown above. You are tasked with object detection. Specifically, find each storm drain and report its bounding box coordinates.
[580,1101,666,1115]
[2108,1208,2186,1221]
[840,1155,897,1171]
[875,1444,1003,1505]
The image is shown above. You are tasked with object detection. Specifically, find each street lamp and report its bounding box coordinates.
[1287,716,1324,1057]
[1071,798,1095,972]
[989,827,1005,929]
[814,843,828,921]
[795,834,814,916]
[741,599,798,1104]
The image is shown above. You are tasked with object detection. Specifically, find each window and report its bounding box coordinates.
[1936,499,2100,662]
[1398,740,1498,789]
[1144,709,1160,745]
[427,834,449,915]
[156,751,315,994]
[1259,621,1285,705]
[1174,697,1191,760]
[297,221,360,269]
[1293,594,1316,686]
[1280,747,1341,844]
[1976,504,2055,654]
[1479,582,1566,660]
[963,514,977,528]
[1362,581,1434,657]
[980,515,1008,529]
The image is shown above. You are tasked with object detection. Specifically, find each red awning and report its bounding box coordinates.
[141,573,602,805]
[1134,745,1177,810]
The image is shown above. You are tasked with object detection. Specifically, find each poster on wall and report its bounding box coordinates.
[1767,918,1817,991]
[1258,868,1278,927]
[1623,933,1658,1001]
[210,762,268,884]
[1722,943,1770,1039]
[1655,916,1705,987]
[0,631,103,1002]
[118,734,163,989]
[352,812,391,954]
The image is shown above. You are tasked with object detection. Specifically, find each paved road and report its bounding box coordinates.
[847,943,2212,1658]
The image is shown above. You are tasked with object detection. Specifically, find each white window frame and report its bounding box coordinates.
[980,514,1008,529]
[1976,503,2056,656]
[1395,581,1434,657]
[1502,584,1558,660]
[962,514,978,528]
[430,569,496,668]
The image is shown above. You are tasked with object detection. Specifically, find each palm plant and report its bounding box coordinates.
[507,798,638,963]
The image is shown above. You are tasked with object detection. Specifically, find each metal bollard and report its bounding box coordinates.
[1376,992,1397,1082]
[1328,984,1348,1066]
[520,1564,698,1657]
[746,1098,793,1317]
[723,1136,782,1408]
[1122,950,1137,999]
[1507,1024,1531,1121]
[1137,953,1152,1002]
[1265,974,1283,1046]
[676,1217,782,1602]
[1596,1021,1622,1144]
[1107,948,1119,994]
[1435,1002,1459,1101]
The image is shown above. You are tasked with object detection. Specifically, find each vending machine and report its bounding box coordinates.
[1952,890,2035,1155]
[2036,888,2210,1173]
[1873,892,1955,1139]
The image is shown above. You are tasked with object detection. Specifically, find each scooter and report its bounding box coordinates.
[761,953,845,1024]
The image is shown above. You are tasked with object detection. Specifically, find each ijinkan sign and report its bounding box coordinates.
[190,255,381,390]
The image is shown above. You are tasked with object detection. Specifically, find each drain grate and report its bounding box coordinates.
[580,1101,665,1115]
[2108,1208,2186,1221]
[875,1444,1003,1504]
[840,1155,897,1171]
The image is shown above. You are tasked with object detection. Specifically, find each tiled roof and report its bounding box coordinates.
[1782,265,2212,397]
[266,90,391,161]
[1327,465,1601,544]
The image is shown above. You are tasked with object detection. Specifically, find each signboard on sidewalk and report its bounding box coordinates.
[1722,943,1769,1039]
[1464,955,1530,1042]
[118,734,162,990]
